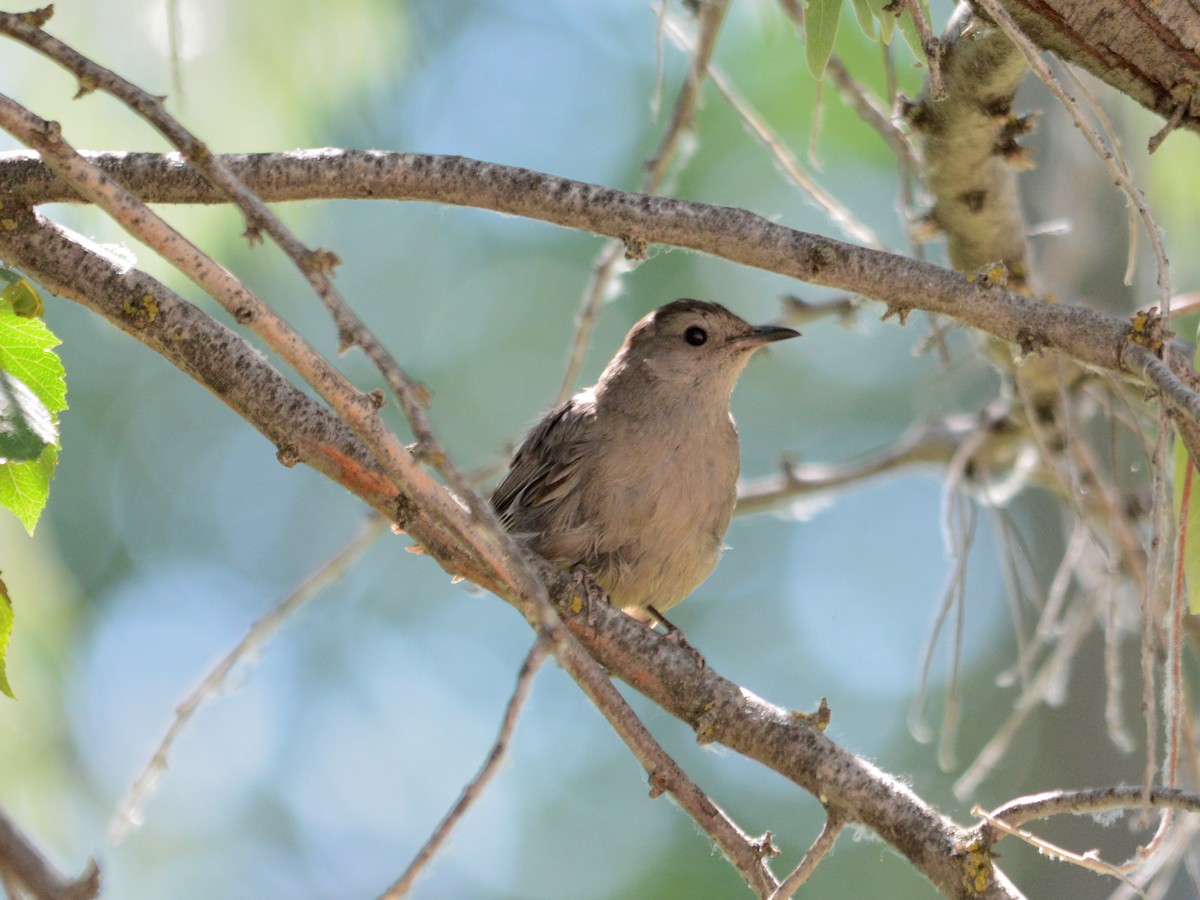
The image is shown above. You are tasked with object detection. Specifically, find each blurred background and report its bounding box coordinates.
[1,0,1199,897]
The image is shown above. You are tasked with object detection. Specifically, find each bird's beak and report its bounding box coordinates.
[736,324,801,347]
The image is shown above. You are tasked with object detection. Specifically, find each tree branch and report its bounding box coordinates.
[555,0,728,404]
[2,149,1195,424]
[984,786,1200,832]
[0,202,783,894]
[988,0,1200,139]
[0,202,1023,898]
[769,816,844,899]
[382,638,553,899]
[0,807,99,900]
[558,597,1022,898]
[912,5,1032,289]
[735,412,987,516]
[108,514,390,845]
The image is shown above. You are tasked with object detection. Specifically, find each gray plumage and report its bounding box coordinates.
[492,299,799,617]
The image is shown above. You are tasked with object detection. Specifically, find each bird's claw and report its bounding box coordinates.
[567,564,610,625]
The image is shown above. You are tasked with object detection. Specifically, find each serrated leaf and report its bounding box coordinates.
[804,0,842,80]
[0,446,56,534]
[0,294,64,534]
[0,303,66,417]
[0,370,56,462]
[0,574,12,699]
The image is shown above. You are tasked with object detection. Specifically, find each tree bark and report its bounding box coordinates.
[991,0,1200,139]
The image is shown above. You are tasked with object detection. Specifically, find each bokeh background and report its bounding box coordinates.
[2,1,1199,897]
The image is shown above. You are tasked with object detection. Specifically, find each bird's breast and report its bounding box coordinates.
[582,411,740,611]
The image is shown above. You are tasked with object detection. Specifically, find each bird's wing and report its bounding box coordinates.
[491,397,595,530]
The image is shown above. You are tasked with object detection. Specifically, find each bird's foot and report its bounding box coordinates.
[567,564,610,625]
[646,606,706,669]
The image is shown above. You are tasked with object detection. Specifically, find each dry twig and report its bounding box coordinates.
[768,816,844,899]
[108,515,390,844]
[664,14,884,249]
[554,0,729,404]
[381,638,553,899]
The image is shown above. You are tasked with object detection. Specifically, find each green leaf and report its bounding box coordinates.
[0,446,57,534]
[804,0,842,80]
[0,370,56,462]
[0,278,65,534]
[0,292,65,416]
[0,574,12,699]
[847,0,875,38]
[895,0,932,62]
[866,0,896,44]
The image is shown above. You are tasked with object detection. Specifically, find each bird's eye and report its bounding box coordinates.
[684,326,708,346]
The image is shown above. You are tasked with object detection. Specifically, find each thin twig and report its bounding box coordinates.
[108,514,389,844]
[1135,437,1193,860]
[554,0,728,404]
[1148,100,1188,155]
[0,93,499,590]
[983,785,1200,886]
[651,0,668,120]
[990,505,1034,689]
[1166,463,1190,788]
[933,442,978,767]
[664,14,884,249]
[824,54,920,172]
[954,594,1098,799]
[768,816,844,900]
[0,9,524,596]
[908,502,968,746]
[381,637,553,899]
[552,624,782,897]
[1140,409,1173,829]
[1054,61,1139,286]
[1102,564,1135,753]
[975,807,1143,888]
[894,0,944,100]
[736,414,979,517]
[1109,813,1200,899]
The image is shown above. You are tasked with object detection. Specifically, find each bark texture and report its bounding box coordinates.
[992,0,1200,136]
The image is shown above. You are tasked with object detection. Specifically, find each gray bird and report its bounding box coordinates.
[492,299,799,624]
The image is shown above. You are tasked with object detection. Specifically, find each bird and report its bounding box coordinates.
[491,299,799,627]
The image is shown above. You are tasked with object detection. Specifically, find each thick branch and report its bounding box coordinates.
[917,6,1033,287]
[989,0,1200,139]
[1,150,1194,421]
[0,207,780,896]
[0,207,483,568]
[556,594,1022,898]
[0,205,1020,898]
